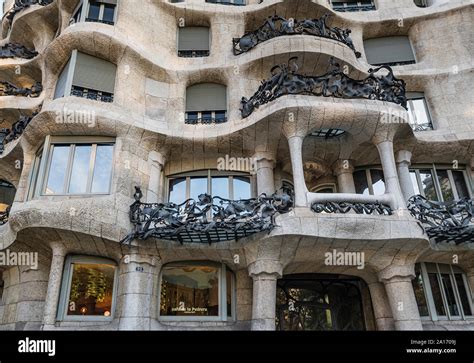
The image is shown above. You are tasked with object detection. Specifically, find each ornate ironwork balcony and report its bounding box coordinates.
[4,0,53,23]
[408,195,474,245]
[240,57,407,118]
[0,107,40,155]
[71,85,113,103]
[0,81,42,97]
[121,187,293,245]
[0,206,10,226]
[233,14,361,57]
[311,201,393,215]
[0,43,38,59]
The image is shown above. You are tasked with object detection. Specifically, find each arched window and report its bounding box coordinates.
[185,83,227,124]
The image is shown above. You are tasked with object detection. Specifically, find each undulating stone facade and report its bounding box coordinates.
[0,0,472,331]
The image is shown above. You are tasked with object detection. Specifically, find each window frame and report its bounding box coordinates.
[28,136,115,198]
[416,262,474,322]
[57,255,118,322]
[158,261,236,322]
[353,167,386,196]
[71,0,118,25]
[406,93,434,131]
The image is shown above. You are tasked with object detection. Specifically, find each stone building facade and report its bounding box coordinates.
[0,0,472,331]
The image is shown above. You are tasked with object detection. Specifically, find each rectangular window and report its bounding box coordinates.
[178,27,210,57]
[406,93,433,131]
[354,169,385,196]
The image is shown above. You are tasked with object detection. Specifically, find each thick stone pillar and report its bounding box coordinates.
[146,151,165,203]
[248,260,282,331]
[118,254,160,330]
[396,150,415,202]
[42,243,67,329]
[367,282,395,330]
[333,159,356,193]
[378,265,423,330]
[287,136,307,207]
[253,152,275,196]
[373,139,406,210]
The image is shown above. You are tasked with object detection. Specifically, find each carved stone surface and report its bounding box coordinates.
[233,14,361,57]
[240,57,407,118]
[0,81,42,97]
[408,195,474,245]
[121,186,293,245]
[5,0,53,23]
[0,43,38,59]
[311,201,393,215]
[0,106,40,154]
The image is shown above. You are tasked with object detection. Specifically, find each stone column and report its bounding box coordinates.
[287,136,307,207]
[378,265,423,330]
[333,159,356,193]
[248,260,282,331]
[146,151,165,203]
[373,138,406,210]
[396,150,415,202]
[118,254,160,330]
[253,152,276,196]
[367,282,395,330]
[42,243,67,329]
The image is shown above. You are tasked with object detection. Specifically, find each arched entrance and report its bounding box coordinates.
[276,274,367,331]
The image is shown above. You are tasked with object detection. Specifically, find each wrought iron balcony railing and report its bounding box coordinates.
[185,111,227,124]
[311,201,393,215]
[0,43,38,59]
[178,50,210,58]
[0,81,42,97]
[121,187,293,245]
[240,57,407,118]
[71,85,114,103]
[4,0,53,23]
[0,206,10,226]
[233,14,361,57]
[408,195,473,245]
[0,107,40,155]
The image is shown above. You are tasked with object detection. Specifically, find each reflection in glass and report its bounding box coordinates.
[370,169,385,196]
[87,2,100,20]
[412,265,429,316]
[102,4,115,23]
[409,171,420,196]
[45,145,71,195]
[407,98,430,125]
[160,264,220,317]
[452,171,469,199]
[428,273,446,316]
[441,274,460,316]
[436,170,454,202]
[419,170,438,201]
[454,274,472,316]
[67,263,115,317]
[233,177,251,200]
[169,178,186,204]
[91,145,113,193]
[190,177,208,201]
[69,145,92,194]
[211,177,229,200]
[353,170,369,195]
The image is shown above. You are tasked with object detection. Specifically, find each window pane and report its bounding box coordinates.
[169,178,186,204]
[454,274,472,316]
[353,170,370,195]
[87,2,100,20]
[211,177,229,200]
[412,265,429,316]
[440,274,460,316]
[428,273,446,316]
[45,145,71,195]
[419,170,438,201]
[436,170,454,202]
[370,169,385,196]
[452,171,469,199]
[190,177,208,201]
[233,177,251,200]
[408,99,430,125]
[102,4,115,23]
[68,145,92,194]
[409,171,420,195]
[91,145,113,193]
[67,263,115,317]
[160,264,220,317]
[226,269,232,317]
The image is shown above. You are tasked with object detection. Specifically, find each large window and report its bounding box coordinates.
[413,263,473,321]
[353,169,385,196]
[71,0,117,25]
[330,0,376,12]
[54,50,117,103]
[159,262,234,321]
[178,27,210,58]
[364,36,416,66]
[409,166,471,202]
[185,83,227,124]
[406,92,433,131]
[168,170,252,203]
[57,256,117,321]
[28,136,114,198]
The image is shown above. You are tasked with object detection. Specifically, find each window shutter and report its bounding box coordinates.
[186,83,227,112]
[72,52,117,94]
[178,27,210,51]
[54,58,72,99]
[364,36,415,65]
